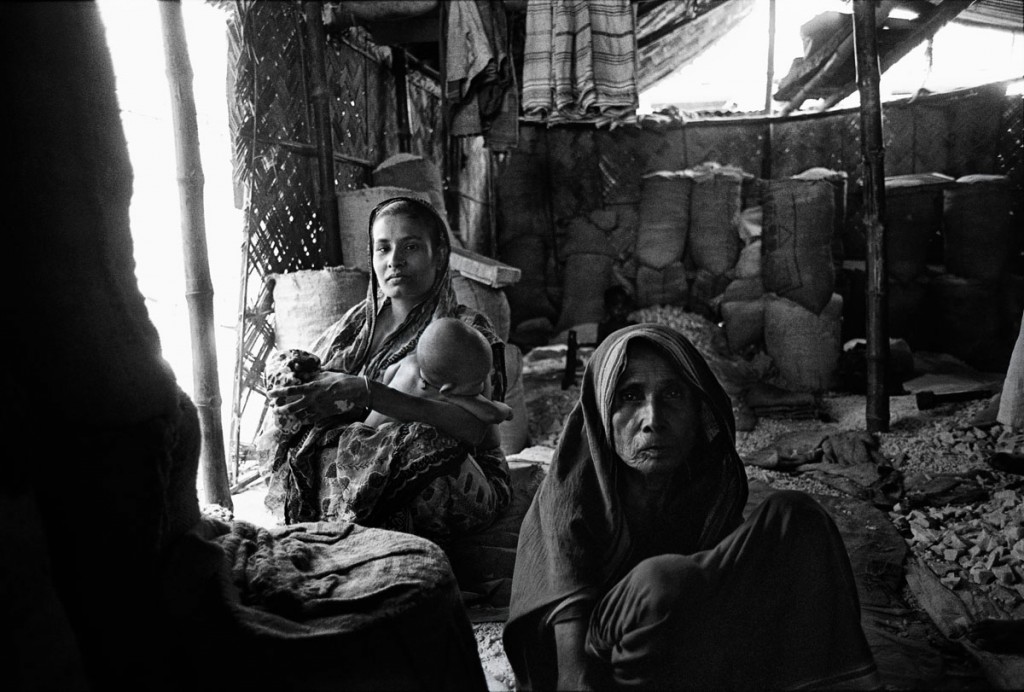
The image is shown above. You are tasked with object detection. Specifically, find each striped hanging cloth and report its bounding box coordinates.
[522,0,639,127]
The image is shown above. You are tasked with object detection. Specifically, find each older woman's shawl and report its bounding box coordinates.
[503,324,748,679]
[266,197,510,530]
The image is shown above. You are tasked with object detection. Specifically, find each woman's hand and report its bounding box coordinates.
[268,371,369,423]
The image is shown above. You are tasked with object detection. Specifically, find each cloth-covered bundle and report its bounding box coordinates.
[162,518,489,690]
[522,0,638,125]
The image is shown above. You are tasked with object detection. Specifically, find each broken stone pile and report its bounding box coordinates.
[893,484,1024,617]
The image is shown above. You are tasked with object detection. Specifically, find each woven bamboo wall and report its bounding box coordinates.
[500,82,1023,332]
[225,1,446,469]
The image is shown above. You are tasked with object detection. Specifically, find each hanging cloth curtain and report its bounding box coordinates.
[521,0,638,127]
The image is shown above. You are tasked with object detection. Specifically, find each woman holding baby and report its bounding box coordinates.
[263,197,512,540]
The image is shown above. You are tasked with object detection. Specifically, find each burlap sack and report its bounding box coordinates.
[721,298,765,355]
[636,172,691,269]
[688,169,743,275]
[271,267,369,350]
[371,154,446,217]
[944,174,1017,282]
[884,173,953,281]
[764,292,843,393]
[635,261,688,308]
[762,179,835,315]
[735,240,762,279]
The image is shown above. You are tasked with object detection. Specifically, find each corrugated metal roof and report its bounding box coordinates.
[955,0,1023,29]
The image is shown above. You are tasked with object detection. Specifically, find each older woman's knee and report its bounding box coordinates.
[621,555,696,616]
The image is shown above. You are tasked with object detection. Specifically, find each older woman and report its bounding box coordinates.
[504,324,880,690]
[263,197,511,540]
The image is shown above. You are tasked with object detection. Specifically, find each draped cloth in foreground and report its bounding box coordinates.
[521,0,639,126]
[264,197,511,538]
[998,315,1024,428]
[504,324,879,690]
[161,519,488,691]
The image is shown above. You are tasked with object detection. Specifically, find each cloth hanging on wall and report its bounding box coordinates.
[521,0,638,126]
[446,0,520,152]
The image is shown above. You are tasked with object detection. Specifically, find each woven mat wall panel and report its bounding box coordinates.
[683,123,764,175]
[596,127,644,204]
[547,129,602,222]
[946,86,1004,177]
[909,104,952,175]
[772,113,861,179]
[637,127,687,173]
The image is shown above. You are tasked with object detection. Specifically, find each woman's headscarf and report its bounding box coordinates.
[504,324,748,682]
[310,197,502,387]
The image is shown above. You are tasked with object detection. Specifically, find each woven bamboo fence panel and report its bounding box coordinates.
[225,2,441,470]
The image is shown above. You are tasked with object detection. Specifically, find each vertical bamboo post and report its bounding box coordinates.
[763,0,776,114]
[853,0,890,432]
[158,0,233,508]
[393,47,412,153]
[302,1,343,267]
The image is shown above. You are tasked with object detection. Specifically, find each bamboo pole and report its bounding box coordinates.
[392,47,412,153]
[158,0,233,508]
[763,0,776,114]
[302,1,343,267]
[853,0,890,433]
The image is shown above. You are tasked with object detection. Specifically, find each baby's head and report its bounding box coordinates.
[417,317,493,397]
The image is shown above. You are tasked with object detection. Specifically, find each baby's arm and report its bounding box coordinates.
[362,355,430,427]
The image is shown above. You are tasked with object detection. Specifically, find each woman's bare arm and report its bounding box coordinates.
[364,378,489,445]
[269,371,489,446]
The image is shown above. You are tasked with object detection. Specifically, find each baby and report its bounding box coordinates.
[364,317,512,446]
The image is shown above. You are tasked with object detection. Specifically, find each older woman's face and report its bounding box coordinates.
[610,342,701,479]
[371,213,439,304]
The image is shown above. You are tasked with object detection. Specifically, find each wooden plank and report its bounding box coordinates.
[450,246,521,288]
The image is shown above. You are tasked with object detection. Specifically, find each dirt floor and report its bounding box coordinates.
[226,318,1023,692]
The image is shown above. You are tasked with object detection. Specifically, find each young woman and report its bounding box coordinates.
[264,197,511,539]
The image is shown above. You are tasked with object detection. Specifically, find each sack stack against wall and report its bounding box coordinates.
[764,293,844,393]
